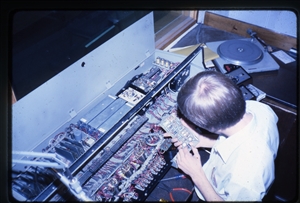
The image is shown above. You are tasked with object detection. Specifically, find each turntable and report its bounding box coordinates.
[206,38,280,73]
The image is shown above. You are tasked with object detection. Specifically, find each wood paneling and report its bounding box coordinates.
[155,11,197,50]
[261,98,298,202]
[155,16,196,50]
[204,12,297,51]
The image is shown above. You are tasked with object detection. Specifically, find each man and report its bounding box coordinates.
[166,71,279,201]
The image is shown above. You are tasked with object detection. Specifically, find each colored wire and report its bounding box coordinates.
[158,183,192,202]
[169,188,192,202]
[148,110,161,120]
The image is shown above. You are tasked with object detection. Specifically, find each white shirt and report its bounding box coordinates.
[195,100,279,201]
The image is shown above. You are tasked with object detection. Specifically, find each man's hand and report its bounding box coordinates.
[163,132,182,147]
[176,146,202,177]
[174,146,223,201]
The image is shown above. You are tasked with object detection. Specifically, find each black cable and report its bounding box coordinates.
[33,167,43,194]
[36,167,55,183]
[13,180,37,199]
[12,183,32,199]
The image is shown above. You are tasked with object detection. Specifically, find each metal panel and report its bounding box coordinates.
[88,98,126,129]
[97,103,132,133]
[12,12,155,152]
[79,95,115,124]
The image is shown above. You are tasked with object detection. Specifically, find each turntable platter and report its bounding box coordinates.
[217,39,263,65]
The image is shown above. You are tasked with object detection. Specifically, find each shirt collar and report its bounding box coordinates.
[214,111,255,163]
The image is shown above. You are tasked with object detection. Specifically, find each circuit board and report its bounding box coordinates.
[118,87,145,105]
[160,113,200,149]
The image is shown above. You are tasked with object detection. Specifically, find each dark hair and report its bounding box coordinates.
[177,71,245,133]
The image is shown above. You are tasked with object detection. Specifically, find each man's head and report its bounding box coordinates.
[177,71,245,133]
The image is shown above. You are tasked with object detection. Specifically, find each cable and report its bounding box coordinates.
[170,188,192,202]
[158,183,192,202]
[160,174,186,182]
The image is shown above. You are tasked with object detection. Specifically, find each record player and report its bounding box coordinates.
[206,38,280,73]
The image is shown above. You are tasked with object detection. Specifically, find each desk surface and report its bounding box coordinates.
[172,24,298,109]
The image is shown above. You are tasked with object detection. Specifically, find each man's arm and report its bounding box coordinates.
[177,147,223,201]
[191,168,224,201]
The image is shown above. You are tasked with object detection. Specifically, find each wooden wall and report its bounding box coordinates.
[204,12,297,51]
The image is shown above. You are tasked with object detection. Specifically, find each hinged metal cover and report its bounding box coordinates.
[12,12,155,152]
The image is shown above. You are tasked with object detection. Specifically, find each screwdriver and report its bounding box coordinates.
[160,174,186,182]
